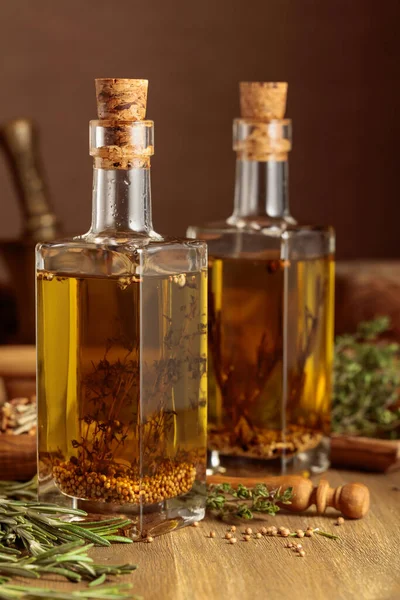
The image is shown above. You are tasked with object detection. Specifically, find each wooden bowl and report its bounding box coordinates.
[0,435,36,480]
[0,345,36,480]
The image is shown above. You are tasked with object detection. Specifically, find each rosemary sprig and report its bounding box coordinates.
[0,539,137,581]
[0,482,139,599]
[0,479,38,501]
[0,498,135,555]
[313,528,339,540]
[0,582,140,599]
[206,483,293,519]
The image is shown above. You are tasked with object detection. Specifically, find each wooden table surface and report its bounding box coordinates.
[23,469,400,600]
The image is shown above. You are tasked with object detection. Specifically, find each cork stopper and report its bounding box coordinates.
[240,82,288,121]
[95,78,148,121]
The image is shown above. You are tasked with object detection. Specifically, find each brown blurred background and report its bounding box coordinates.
[0,0,398,259]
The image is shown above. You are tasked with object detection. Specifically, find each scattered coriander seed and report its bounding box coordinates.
[296,529,305,538]
[147,536,154,543]
[299,550,306,557]
[229,537,237,544]
[296,543,303,549]
[245,527,253,535]
[336,517,345,526]
[305,529,313,537]
[256,532,262,539]
[225,532,233,540]
[243,534,251,542]
[230,526,237,532]
[209,531,216,538]
[260,527,267,535]
[286,542,293,548]
[192,521,200,528]
[278,526,286,533]
[271,528,278,536]
[280,528,290,537]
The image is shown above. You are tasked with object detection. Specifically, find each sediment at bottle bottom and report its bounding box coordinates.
[53,459,197,505]
[207,425,323,460]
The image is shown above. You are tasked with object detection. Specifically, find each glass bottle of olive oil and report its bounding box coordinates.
[37,79,207,538]
[188,82,334,475]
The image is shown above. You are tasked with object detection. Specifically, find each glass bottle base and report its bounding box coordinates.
[207,436,330,478]
[39,479,206,540]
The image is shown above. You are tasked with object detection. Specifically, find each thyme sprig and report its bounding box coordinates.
[206,483,293,519]
[333,317,400,438]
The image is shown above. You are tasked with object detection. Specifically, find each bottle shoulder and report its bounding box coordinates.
[36,233,207,278]
[187,219,334,261]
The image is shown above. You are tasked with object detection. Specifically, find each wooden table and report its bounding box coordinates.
[24,469,400,600]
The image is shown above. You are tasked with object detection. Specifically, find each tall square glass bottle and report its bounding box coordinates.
[36,79,208,537]
[188,82,334,475]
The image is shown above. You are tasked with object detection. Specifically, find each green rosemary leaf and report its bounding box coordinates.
[36,565,82,582]
[0,582,138,599]
[89,573,107,587]
[0,556,18,564]
[101,536,133,544]
[0,547,20,556]
[54,554,94,564]
[0,565,39,579]
[78,518,128,528]
[31,540,85,560]
[57,525,111,547]
[314,530,339,540]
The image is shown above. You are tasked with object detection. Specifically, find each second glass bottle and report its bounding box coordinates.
[188,82,335,475]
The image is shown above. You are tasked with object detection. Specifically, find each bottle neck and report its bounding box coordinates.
[232,158,291,221]
[90,166,153,235]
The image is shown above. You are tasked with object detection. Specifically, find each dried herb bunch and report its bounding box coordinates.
[51,273,207,506]
[332,317,400,438]
[208,256,331,460]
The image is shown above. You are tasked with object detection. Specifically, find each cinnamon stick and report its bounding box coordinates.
[331,435,400,473]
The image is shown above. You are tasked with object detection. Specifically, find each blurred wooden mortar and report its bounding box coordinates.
[0,118,61,344]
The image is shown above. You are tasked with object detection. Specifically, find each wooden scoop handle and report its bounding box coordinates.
[208,474,370,519]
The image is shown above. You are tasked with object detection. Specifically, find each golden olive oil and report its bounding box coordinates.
[207,255,334,464]
[37,269,207,507]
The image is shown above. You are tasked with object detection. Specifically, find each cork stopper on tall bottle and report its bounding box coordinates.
[239,82,288,121]
[234,82,291,161]
[90,78,153,169]
[95,78,148,121]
